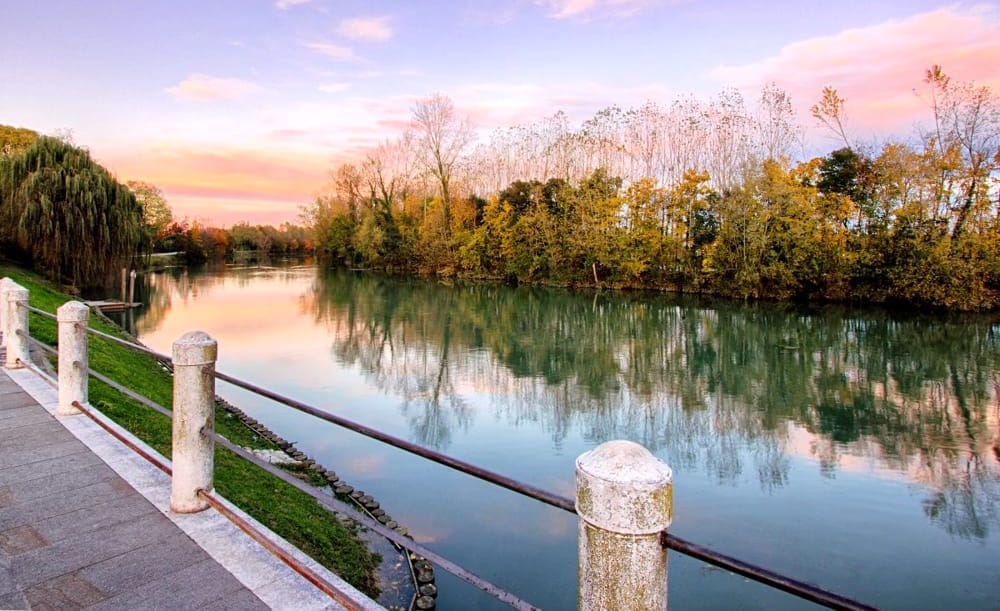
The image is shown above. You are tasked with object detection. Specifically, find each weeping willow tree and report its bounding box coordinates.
[0,136,144,289]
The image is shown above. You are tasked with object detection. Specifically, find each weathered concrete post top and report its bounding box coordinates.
[576,440,674,611]
[3,281,30,369]
[170,330,218,514]
[56,301,90,416]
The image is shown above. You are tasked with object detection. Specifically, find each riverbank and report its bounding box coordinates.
[0,264,383,598]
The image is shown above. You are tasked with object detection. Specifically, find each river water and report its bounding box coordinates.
[131,262,1000,610]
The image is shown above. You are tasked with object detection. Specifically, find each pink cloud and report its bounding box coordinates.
[166,74,261,102]
[709,6,1000,140]
[336,16,393,42]
[303,42,359,61]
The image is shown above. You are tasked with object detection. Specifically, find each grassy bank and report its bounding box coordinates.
[0,264,381,597]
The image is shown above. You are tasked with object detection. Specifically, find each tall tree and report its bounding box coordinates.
[756,83,799,161]
[920,65,1000,240]
[361,136,415,217]
[127,180,173,246]
[411,94,471,233]
[811,87,852,149]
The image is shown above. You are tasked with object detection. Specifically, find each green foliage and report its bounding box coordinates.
[0,124,38,157]
[0,137,143,289]
[308,148,1000,310]
[127,180,173,247]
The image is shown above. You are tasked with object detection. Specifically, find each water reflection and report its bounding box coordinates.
[305,270,1000,540]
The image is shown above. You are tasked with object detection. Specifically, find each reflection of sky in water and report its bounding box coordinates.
[136,264,1000,610]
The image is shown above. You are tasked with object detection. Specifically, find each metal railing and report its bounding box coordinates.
[1,278,879,610]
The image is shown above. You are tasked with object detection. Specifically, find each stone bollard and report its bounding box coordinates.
[57,301,90,416]
[0,278,9,345]
[3,283,29,369]
[576,440,673,611]
[170,331,218,513]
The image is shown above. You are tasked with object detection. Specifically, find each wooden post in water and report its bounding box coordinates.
[56,301,89,416]
[120,268,127,303]
[128,270,136,305]
[576,440,673,610]
[170,330,217,513]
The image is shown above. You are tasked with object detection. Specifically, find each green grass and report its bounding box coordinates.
[0,264,381,597]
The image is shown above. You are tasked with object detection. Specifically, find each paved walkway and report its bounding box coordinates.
[0,362,380,610]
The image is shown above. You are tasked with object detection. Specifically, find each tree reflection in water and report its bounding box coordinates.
[306,270,1000,540]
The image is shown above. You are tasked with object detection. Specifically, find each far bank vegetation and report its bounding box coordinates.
[304,67,1000,311]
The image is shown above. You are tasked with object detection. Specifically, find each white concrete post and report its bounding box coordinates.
[0,278,10,345]
[576,440,673,611]
[170,330,218,513]
[3,283,29,369]
[57,301,90,416]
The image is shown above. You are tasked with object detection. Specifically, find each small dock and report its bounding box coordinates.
[82,301,141,313]
[0,358,380,610]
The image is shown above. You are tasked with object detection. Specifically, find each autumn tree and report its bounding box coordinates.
[666,170,719,286]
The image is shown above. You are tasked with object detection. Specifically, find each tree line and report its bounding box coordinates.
[305,67,1000,311]
[152,218,315,264]
[1,128,316,289]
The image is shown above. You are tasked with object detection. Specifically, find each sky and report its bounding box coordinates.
[2,0,998,226]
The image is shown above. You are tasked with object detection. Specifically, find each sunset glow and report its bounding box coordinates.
[3,1,996,225]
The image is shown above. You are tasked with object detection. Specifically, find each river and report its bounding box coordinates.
[129,261,1000,610]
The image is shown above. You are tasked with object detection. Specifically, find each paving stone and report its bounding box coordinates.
[78,534,211,597]
[198,586,272,611]
[0,525,48,556]
[26,492,157,545]
[0,591,28,610]
[0,408,58,428]
[88,559,249,611]
[0,550,28,611]
[0,420,71,451]
[0,439,82,470]
[0,449,103,487]
[0,393,39,411]
[0,478,139,532]
[11,511,178,587]
[0,462,117,506]
[24,571,108,609]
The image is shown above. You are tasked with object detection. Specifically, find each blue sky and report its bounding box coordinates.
[2,1,997,224]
